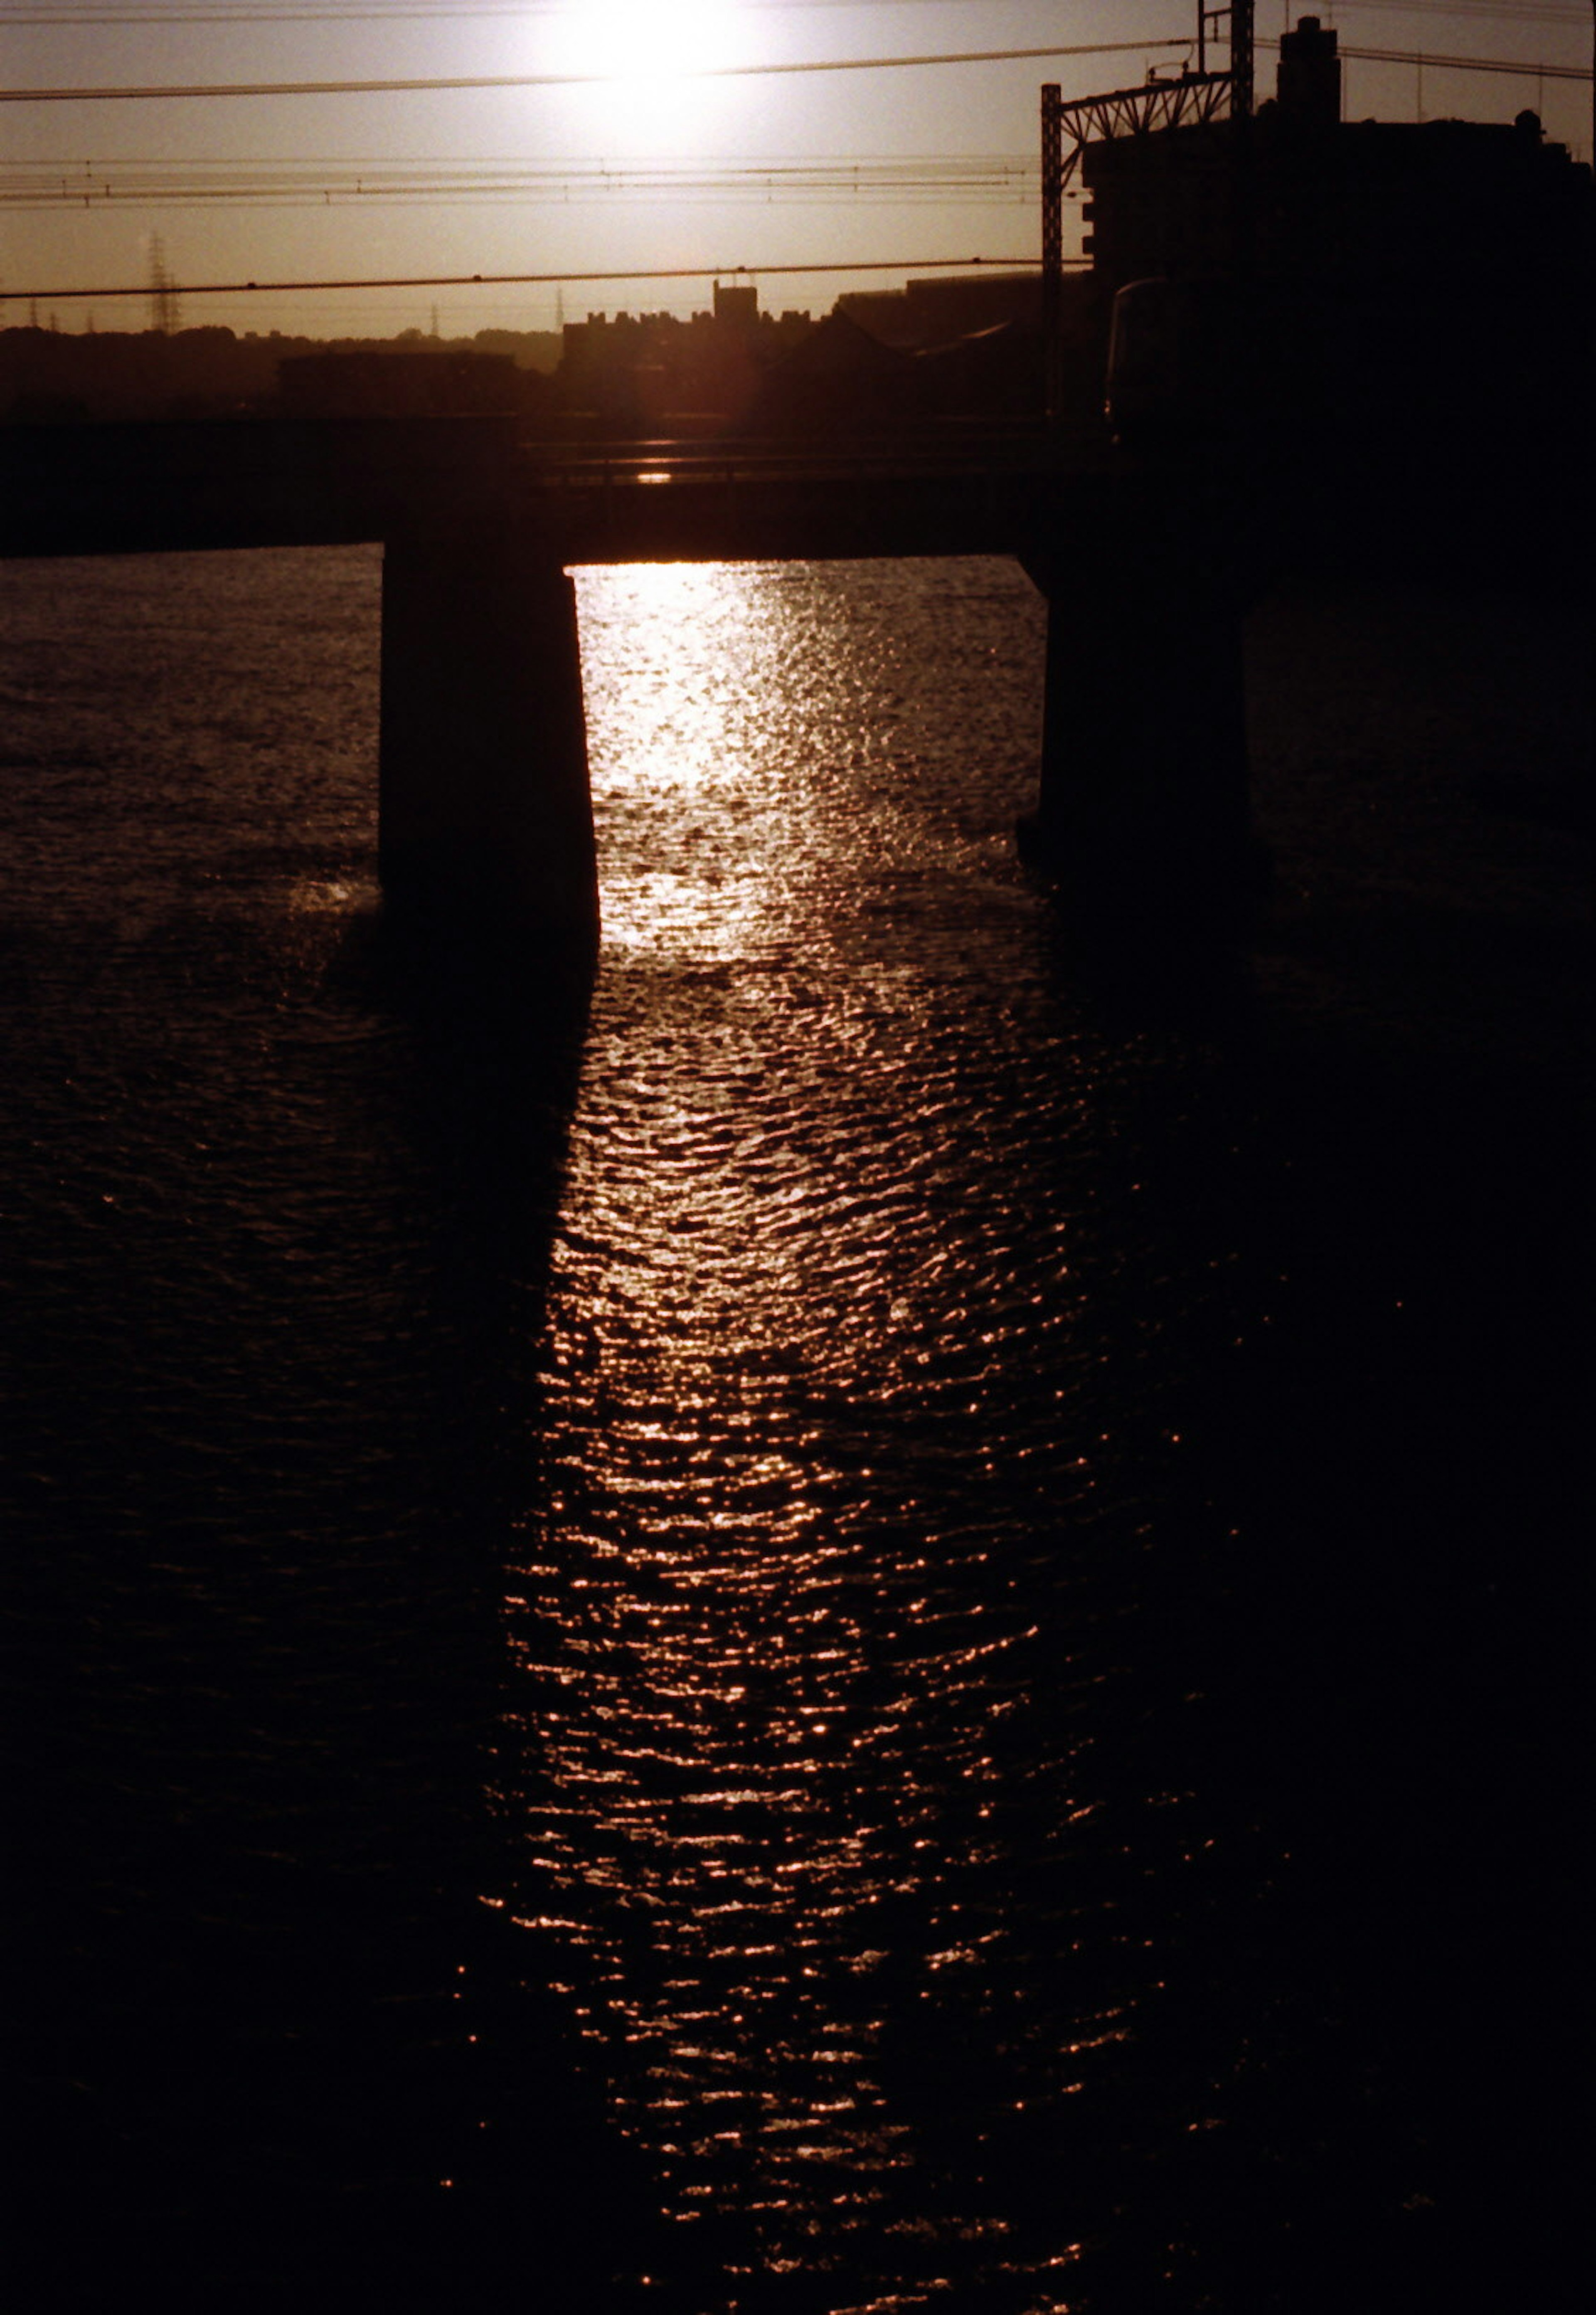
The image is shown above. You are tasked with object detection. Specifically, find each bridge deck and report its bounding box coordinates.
[0,416,1128,566]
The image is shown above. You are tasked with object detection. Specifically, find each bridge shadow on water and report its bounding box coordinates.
[3,905,660,2308]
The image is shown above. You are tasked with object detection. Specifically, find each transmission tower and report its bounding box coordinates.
[148,235,180,334]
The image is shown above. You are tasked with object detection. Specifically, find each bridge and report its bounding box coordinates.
[0,414,1252,959]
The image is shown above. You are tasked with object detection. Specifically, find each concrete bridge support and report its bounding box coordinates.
[1022,518,1254,943]
[379,520,599,960]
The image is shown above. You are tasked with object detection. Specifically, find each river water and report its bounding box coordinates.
[2,545,1586,2309]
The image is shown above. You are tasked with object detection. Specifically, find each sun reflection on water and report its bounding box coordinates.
[499,558,1187,2301]
[574,559,821,966]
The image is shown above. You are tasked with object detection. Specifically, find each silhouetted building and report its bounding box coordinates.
[1276,12,1340,138]
[1081,15,1591,291]
[912,320,1043,423]
[840,271,1044,350]
[1085,14,1592,482]
[712,282,759,330]
[1084,94,1590,292]
[749,309,912,434]
[277,349,523,417]
[0,323,565,426]
[554,291,813,436]
[1,321,277,423]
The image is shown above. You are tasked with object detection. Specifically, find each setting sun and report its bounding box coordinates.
[547,0,746,138]
[554,1,742,83]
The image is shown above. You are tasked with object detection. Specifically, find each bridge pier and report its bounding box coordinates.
[1021,516,1254,944]
[379,521,598,960]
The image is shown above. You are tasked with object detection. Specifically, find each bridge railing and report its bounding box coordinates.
[512,428,1107,496]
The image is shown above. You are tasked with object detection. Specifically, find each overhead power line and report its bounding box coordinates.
[0,0,1186,18]
[2,41,1190,104]
[2,32,1587,106]
[1342,45,1589,83]
[5,1,1584,19]
[1333,1,1586,20]
[0,255,1062,307]
[0,0,1079,16]
[0,0,1093,15]
[0,155,1045,212]
[6,2,561,15]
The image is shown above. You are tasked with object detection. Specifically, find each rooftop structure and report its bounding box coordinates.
[1079,15,1591,294]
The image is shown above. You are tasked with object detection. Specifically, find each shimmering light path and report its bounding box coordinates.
[491,562,1246,2309]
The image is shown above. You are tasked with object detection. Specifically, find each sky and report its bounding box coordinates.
[3,1,1591,339]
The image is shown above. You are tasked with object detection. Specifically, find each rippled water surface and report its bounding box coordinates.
[4,543,1584,2310]
[517,561,1241,2307]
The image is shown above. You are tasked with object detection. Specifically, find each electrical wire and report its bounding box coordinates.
[1,1,1079,16]
[2,41,1192,104]
[6,1,1586,20]
[0,155,1046,212]
[1332,2,1585,22]
[4,30,1586,104]
[1339,45,1588,81]
[0,253,1061,305]
[0,2,1176,20]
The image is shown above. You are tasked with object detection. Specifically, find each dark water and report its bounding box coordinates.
[2,547,1587,2309]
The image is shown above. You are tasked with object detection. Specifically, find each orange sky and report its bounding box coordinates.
[3,2,1589,338]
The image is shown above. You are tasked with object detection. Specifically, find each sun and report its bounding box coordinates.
[546,0,749,131]
[557,2,743,85]
[533,2,749,157]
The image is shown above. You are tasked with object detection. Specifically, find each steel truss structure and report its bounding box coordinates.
[1039,71,1236,415]
[1039,5,1254,416]
[1040,69,1238,281]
